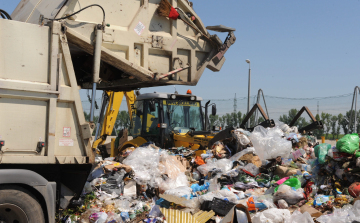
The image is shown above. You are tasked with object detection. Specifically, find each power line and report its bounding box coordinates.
[82,92,353,103]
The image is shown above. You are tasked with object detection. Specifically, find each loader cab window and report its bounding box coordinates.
[142,100,160,136]
[130,100,160,137]
[130,100,144,137]
[163,100,204,134]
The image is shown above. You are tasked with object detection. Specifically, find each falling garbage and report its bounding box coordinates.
[59,122,360,223]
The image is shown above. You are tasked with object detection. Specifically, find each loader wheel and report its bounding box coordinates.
[0,185,45,223]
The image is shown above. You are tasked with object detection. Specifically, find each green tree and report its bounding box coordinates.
[330,115,338,139]
[313,114,324,139]
[279,108,309,130]
[219,116,226,129]
[336,113,343,139]
[225,113,233,128]
[115,110,130,132]
[321,112,332,139]
[237,111,244,126]
[209,114,219,128]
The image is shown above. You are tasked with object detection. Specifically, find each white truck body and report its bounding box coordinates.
[0,1,235,222]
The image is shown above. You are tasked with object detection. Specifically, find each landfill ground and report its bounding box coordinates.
[59,123,360,223]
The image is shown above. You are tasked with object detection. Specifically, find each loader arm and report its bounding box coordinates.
[92,91,136,150]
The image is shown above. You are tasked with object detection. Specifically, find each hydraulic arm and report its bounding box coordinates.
[92,91,136,151]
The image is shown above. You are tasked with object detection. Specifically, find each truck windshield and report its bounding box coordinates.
[163,100,203,133]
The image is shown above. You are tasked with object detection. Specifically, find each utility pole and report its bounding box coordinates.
[233,93,237,113]
[246,59,251,128]
[317,101,319,116]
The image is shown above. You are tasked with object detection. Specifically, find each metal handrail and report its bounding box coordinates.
[349,86,360,133]
[254,89,269,126]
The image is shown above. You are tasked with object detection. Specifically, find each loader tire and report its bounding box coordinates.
[0,185,45,223]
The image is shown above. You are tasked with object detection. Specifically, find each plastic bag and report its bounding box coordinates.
[123,146,161,187]
[316,200,360,223]
[278,199,288,209]
[314,143,331,164]
[164,186,192,199]
[336,133,359,154]
[274,178,301,192]
[230,147,256,162]
[159,172,189,191]
[241,163,260,177]
[159,153,186,179]
[285,210,314,223]
[252,208,291,223]
[197,158,232,175]
[273,185,304,205]
[249,125,292,160]
[199,189,238,204]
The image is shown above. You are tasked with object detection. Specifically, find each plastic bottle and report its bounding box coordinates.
[96,212,108,223]
[192,171,200,181]
[120,212,130,222]
[310,185,318,196]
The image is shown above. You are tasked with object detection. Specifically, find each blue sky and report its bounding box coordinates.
[3,0,360,117]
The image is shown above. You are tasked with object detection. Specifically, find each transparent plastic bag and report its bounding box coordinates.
[159,172,189,191]
[314,143,331,164]
[316,200,360,223]
[159,152,186,179]
[249,125,292,160]
[197,158,232,175]
[273,184,304,205]
[241,163,260,176]
[230,147,256,162]
[123,145,161,187]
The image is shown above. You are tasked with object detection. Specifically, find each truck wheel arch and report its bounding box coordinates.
[0,169,56,223]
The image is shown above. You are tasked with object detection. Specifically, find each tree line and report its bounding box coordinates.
[84,108,360,139]
[84,111,130,136]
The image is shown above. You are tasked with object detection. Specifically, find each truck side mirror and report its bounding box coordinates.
[212,104,217,116]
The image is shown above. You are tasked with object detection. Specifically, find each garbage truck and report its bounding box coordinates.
[0,0,236,222]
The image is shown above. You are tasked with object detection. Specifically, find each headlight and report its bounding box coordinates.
[171,94,176,99]
[190,96,196,100]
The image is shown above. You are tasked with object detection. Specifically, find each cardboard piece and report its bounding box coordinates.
[274,166,299,179]
[240,154,262,167]
[102,161,132,173]
[300,204,322,218]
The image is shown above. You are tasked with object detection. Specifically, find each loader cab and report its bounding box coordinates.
[129,92,204,147]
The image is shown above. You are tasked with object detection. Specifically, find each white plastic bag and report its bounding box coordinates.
[285,210,314,223]
[252,208,291,223]
[199,189,238,204]
[164,186,192,199]
[273,185,304,205]
[277,199,288,209]
[249,125,292,160]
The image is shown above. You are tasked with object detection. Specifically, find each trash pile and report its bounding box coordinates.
[60,122,360,223]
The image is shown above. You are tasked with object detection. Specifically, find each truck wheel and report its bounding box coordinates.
[0,185,45,223]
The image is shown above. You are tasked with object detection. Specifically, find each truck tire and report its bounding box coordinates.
[0,185,45,223]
